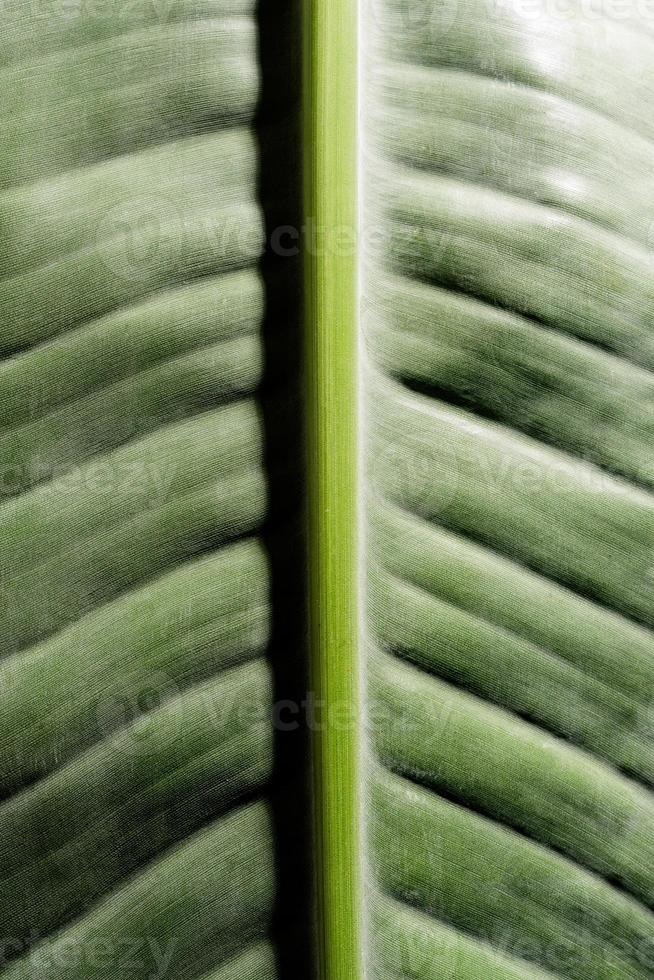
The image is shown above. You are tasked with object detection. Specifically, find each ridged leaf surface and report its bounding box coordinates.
[0,3,304,978]
[365,1,654,976]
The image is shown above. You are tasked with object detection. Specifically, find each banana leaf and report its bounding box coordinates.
[0,2,309,978]
[2,0,654,978]
[366,1,654,977]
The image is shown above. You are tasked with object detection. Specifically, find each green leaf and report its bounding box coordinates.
[366,2,654,977]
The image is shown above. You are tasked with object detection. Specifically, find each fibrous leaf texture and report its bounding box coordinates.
[3,0,654,978]
[0,2,307,979]
[364,0,654,978]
